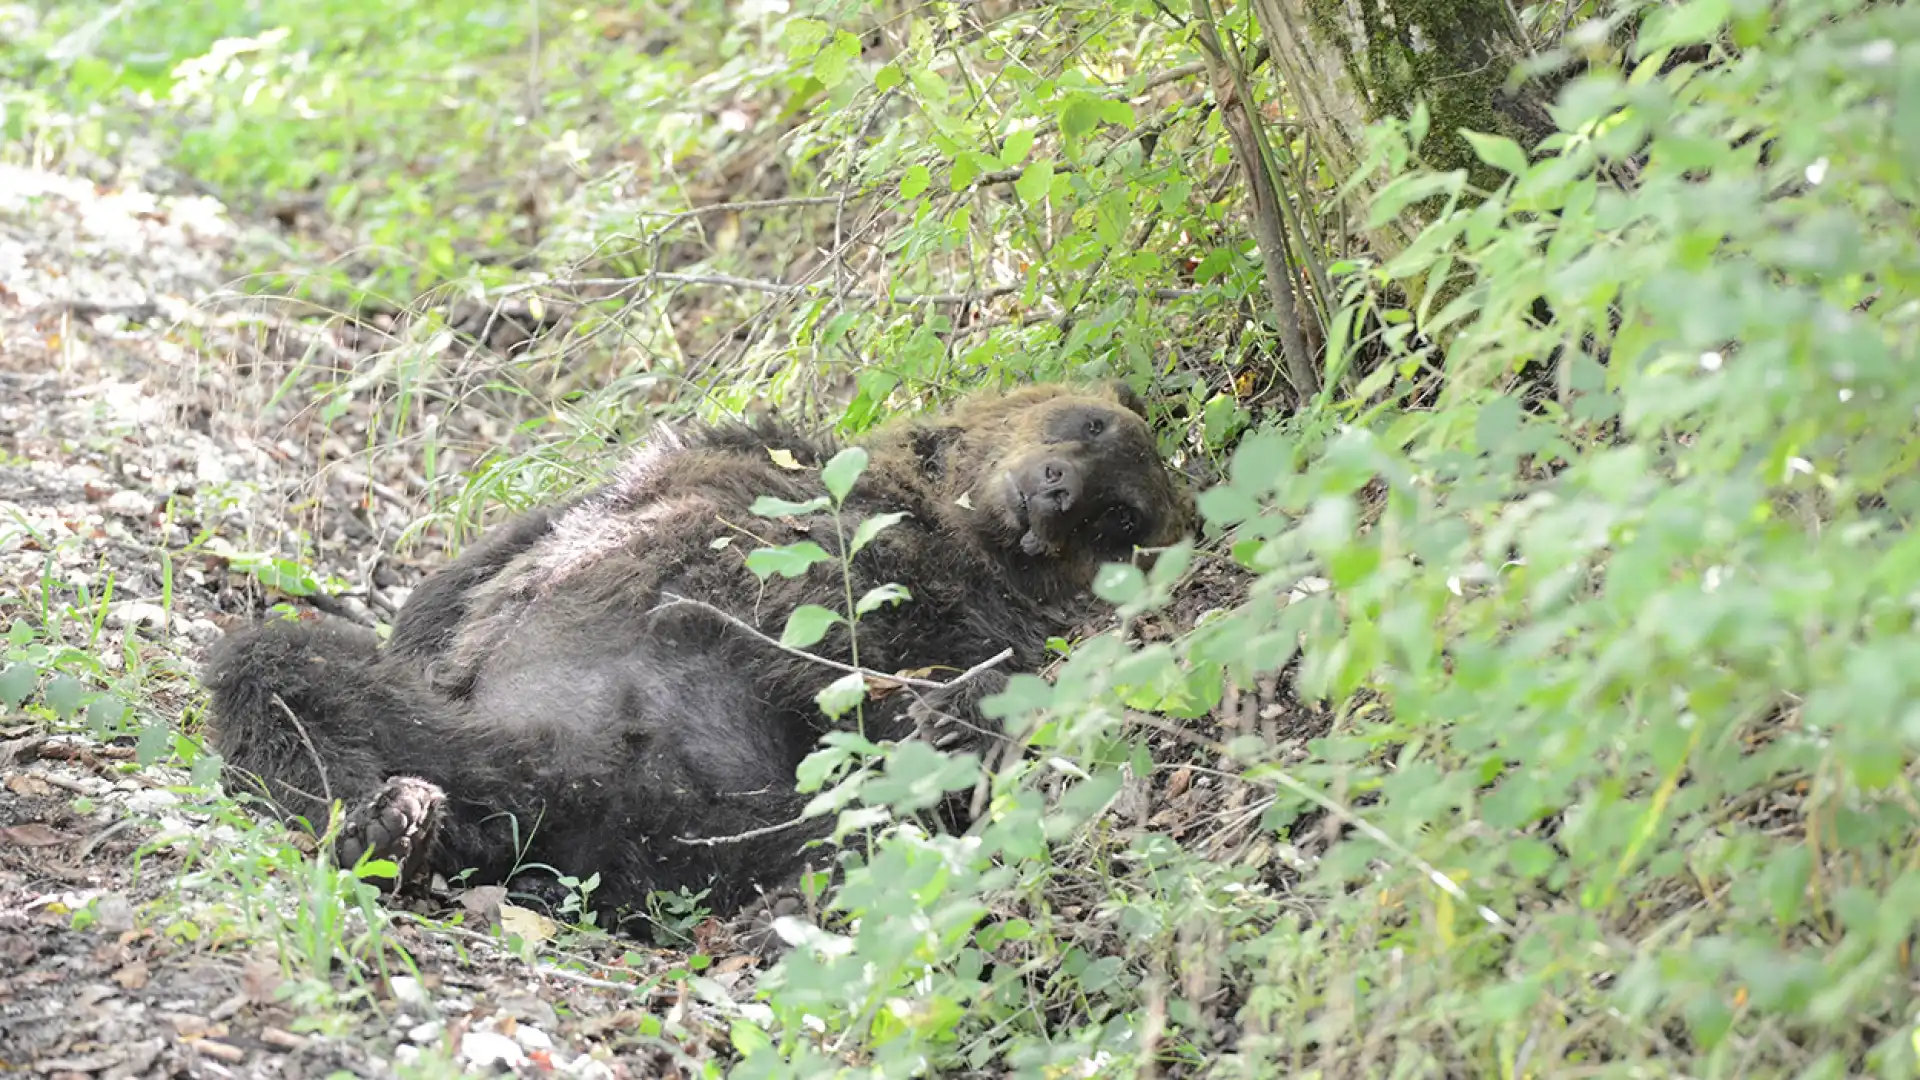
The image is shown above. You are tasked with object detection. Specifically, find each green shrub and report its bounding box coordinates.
[733,0,1920,1074]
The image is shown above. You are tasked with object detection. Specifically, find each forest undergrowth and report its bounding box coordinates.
[2,0,1917,1075]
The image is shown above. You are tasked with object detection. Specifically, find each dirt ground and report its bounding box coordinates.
[0,156,1320,1077]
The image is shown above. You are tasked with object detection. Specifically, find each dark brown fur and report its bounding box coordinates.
[201,382,1193,928]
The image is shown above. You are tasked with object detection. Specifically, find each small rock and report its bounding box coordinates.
[389,975,431,1010]
[93,892,136,933]
[407,1019,445,1045]
[106,601,168,631]
[496,990,557,1028]
[122,788,180,814]
[438,995,474,1015]
[513,1024,553,1052]
[459,1030,526,1071]
[103,489,154,518]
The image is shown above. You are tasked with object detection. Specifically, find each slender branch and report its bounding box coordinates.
[636,195,847,225]
[497,275,1202,307]
[672,813,818,848]
[272,692,333,808]
[653,591,1012,691]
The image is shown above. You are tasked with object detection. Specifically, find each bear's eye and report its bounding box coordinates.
[1084,416,1107,439]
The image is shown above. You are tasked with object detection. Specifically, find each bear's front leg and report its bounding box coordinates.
[907,669,1012,758]
[334,775,446,891]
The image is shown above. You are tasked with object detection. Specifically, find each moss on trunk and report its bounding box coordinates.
[1300,0,1538,188]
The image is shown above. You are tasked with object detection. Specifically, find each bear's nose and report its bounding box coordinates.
[1023,457,1081,512]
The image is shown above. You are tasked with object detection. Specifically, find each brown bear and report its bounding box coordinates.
[201,381,1194,933]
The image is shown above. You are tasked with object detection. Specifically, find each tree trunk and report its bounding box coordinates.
[1248,0,1556,260]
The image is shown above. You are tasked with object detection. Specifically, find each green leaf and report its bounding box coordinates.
[782,17,830,59]
[0,662,36,709]
[982,673,1053,720]
[900,164,931,200]
[812,30,861,87]
[87,697,127,735]
[781,605,844,649]
[1460,130,1529,177]
[849,511,908,558]
[1639,0,1731,51]
[730,1020,774,1059]
[815,671,867,719]
[1197,485,1260,527]
[1094,99,1135,128]
[950,154,981,190]
[135,720,170,766]
[1058,94,1103,140]
[860,740,981,813]
[44,675,84,719]
[1014,161,1053,203]
[856,583,912,615]
[1092,563,1145,605]
[874,63,903,93]
[822,447,870,503]
[1000,128,1035,167]
[750,494,830,518]
[745,542,832,580]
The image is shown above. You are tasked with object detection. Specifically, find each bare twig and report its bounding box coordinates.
[672,813,819,848]
[653,591,1013,691]
[636,195,848,225]
[272,692,333,808]
[497,274,1201,308]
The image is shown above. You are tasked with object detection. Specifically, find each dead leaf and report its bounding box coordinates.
[113,960,150,990]
[499,903,557,944]
[712,954,757,975]
[241,960,283,1005]
[5,773,53,796]
[766,447,805,470]
[457,884,507,924]
[1166,766,1192,799]
[0,822,71,847]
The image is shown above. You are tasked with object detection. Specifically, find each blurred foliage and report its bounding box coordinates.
[6,0,1920,1075]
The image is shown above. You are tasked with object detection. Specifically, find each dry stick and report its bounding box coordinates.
[653,591,1014,690]
[503,273,1202,309]
[272,692,334,809]
[1187,0,1317,402]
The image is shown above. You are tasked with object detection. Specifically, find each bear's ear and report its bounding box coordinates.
[1110,379,1151,420]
